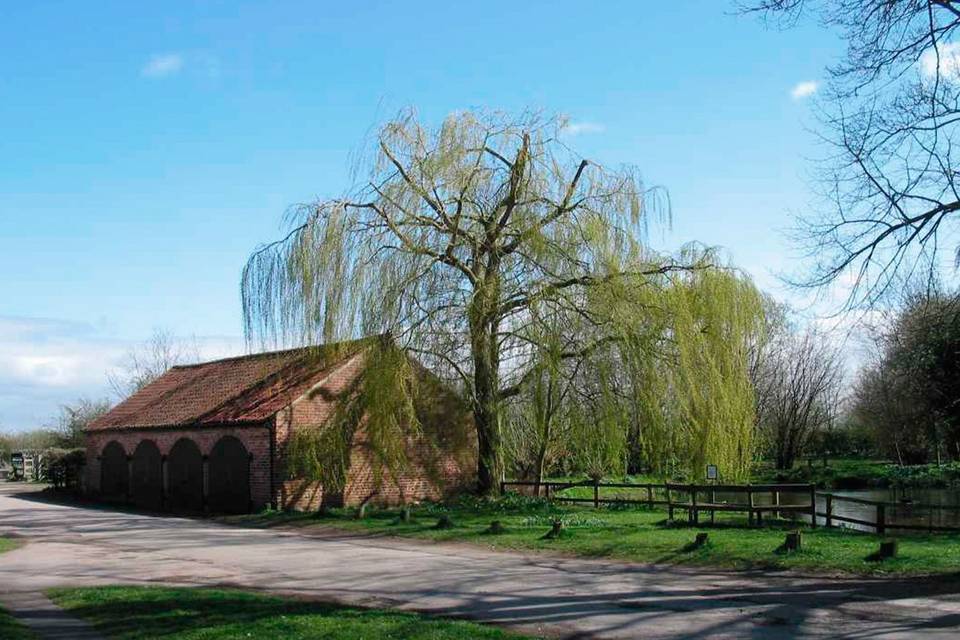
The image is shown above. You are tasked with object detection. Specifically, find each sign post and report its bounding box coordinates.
[706,464,718,525]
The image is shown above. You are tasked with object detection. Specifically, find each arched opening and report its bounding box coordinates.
[208,436,250,514]
[99,441,128,501]
[131,440,162,511]
[167,438,203,512]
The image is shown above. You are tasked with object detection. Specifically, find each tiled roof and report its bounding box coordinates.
[88,339,370,430]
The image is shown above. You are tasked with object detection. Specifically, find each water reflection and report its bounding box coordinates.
[769,488,960,533]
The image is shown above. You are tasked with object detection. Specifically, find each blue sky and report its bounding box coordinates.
[0,1,840,431]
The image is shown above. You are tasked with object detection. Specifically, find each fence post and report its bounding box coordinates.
[710,488,716,525]
[647,485,653,507]
[877,503,886,535]
[825,494,833,528]
[500,480,505,495]
[667,486,674,520]
[747,486,755,526]
[690,486,698,524]
[593,478,600,508]
[809,485,817,529]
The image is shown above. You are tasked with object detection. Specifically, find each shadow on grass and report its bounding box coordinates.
[50,586,518,640]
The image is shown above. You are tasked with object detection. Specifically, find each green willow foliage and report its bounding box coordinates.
[285,342,423,495]
[504,251,765,483]
[655,263,764,481]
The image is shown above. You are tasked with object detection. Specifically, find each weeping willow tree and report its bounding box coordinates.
[630,259,766,481]
[242,109,689,494]
[500,254,765,484]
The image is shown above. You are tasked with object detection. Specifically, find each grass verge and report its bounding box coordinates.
[224,498,960,576]
[0,535,21,555]
[48,586,532,639]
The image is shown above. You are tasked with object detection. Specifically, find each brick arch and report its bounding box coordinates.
[99,440,128,501]
[207,435,250,514]
[167,437,203,512]
[130,440,163,511]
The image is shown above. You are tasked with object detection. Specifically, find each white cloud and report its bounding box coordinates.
[0,316,243,432]
[790,80,819,100]
[561,121,606,136]
[141,53,184,78]
[920,42,960,82]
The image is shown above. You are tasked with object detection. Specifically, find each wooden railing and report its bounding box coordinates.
[500,479,816,525]
[666,483,816,527]
[817,492,960,534]
[501,479,960,534]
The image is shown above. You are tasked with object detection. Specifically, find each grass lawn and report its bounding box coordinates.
[0,536,36,640]
[224,497,960,576]
[49,586,531,639]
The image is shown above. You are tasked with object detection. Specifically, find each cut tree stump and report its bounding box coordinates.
[783,531,802,552]
[542,519,564,540]
[879,540,898,559]
[694,532,709,547]
[486,520,506,535]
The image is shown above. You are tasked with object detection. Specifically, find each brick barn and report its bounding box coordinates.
[84,339,475,514]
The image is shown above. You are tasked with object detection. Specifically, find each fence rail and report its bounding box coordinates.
[500,479,960,534]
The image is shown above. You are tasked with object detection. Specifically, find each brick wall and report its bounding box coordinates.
[342,427,472,507]
[85,423,273,511]
[273,353,366,510]
[277,351,476,510]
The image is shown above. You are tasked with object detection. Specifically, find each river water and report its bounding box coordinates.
[767,487,960,533]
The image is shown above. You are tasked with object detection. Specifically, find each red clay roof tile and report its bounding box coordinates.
[88,339,369,431]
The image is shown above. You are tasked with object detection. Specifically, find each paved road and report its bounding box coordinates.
[1,486,959,639]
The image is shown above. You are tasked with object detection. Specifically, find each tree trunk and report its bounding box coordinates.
[534,419,551,495]
[471,299,503,495]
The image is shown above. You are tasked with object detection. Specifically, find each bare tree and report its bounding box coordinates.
[242,110,694,494]
[49,397,111,449]
[742,1,960,308]
[108,328,200,399]
[755,325,844,469]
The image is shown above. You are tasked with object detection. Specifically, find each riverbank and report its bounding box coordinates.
[531,459,960,491]
[753,459,960,490]
[223,496,960,576]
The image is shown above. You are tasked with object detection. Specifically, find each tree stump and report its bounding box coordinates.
[542,519,564,540]
[434,514,455,530]
[879,540,898,559]
[486,520,506,535]
[694,532,709,547]
[784,531,802,552]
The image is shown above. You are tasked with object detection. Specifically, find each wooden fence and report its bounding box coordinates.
[817,492,960,534]
[501,479,960,534]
